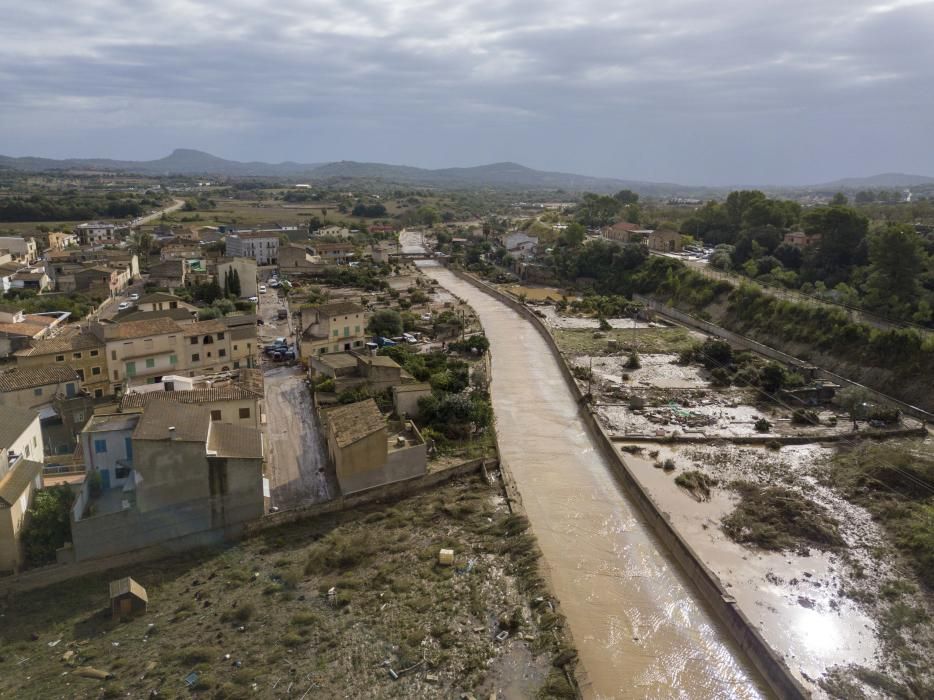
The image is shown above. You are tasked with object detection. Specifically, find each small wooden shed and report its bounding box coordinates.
[109,577,148,620]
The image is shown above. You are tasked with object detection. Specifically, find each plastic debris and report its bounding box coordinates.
[74,667,114,680]
[438,549,454,566]
[184,671,200,687]
[495,630,509,642]
[47,639,61,647]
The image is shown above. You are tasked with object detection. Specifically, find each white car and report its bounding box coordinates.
[259,285,267,293]
[117,301,132,311]
[129,292,140,301]
[248,296,259,303]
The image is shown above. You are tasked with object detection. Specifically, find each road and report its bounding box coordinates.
[399,229,428,255]
[258,282,333,508]
[418,261,764,699]
[131,198,186,227]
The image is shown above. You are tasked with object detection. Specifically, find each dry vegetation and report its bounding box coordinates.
[554,326,695,356]
[0,477,576,699]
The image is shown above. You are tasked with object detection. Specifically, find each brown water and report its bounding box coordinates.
[420,263,766,699]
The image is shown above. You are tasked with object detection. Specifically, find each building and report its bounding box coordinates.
[160,242,202,261]
[45,249,139,294]
[93,316,258,393]
[0,304,70,358]
[80,412,140,491]
[69,402,265,562]
[783,231,822,248]
[0,236,38,264]
[322,398,426,494]
[299,302,367,359]
[47,231,79,251]
[309,351,408,393]
[119,375,263,430]
[278,244,327,276]
[10,270,51,292]
[502,232,539,259]
[147,260,186,290]
[602,221,643,242]
[370,241,398,264]
[225,232,280,265]
[216,257,258,299]
[134,292,198,315]
[316,225,352,239]
[74,222,121,245]
[307,242,354,265]
[0,407,45,573]
[110,577,148,620]
[0,365,81,409]
[392,383,432,419]
[15,326,110,398]
[647,230,683,252]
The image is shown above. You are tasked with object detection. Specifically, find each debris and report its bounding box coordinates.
[74,667,114,680]
[388,669,399,680]
[184,671,200,687]
[495,630,509,642]
[438,549,455,566]
[47,638,61,647]
[61,651,75,665]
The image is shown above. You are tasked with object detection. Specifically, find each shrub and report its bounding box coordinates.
[755,418,771,432]
[791,409,819,425]
[598,317,612,331]
[624,351,641,369]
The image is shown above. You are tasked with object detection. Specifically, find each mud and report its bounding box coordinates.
[419,262,766,699]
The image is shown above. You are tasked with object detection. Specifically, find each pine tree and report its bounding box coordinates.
[222,269,230,298]
[231,269,242,297]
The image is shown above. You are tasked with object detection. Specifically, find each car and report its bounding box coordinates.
[403,333,418,344]
[259,285,267,293]
[269,280,280,288]
[117,301,132,311]
[129,292,140,301]
[248,296,258,303]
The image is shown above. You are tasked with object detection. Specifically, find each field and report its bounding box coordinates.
[553,326,697,355]
[0,476,575,699]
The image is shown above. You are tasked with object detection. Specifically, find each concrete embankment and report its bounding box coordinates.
[421,262,776,699]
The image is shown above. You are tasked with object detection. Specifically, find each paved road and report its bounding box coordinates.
[130,198,186,227]
[258,283,333,507]
[418,261,764,699]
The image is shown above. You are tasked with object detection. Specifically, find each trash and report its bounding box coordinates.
[495,630,509,642]
[112,642,120,647]
[74,667,114,680]
[184,671,200,687]
[233,660,242,668]
[145,661,157,672]
[426,673,439,683]
[389,669,399,680]
[61,651,76,664]
[224,653,231,661]
[438,549,454,566]
[47,639,61,647]
[237,626,247,633]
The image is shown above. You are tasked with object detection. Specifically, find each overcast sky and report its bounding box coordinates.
[1,0,932,185]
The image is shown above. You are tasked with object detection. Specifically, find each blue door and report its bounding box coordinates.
[124,437,133,463]
[100,469,111,489]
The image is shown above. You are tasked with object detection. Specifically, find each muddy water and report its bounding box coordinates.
[420,263,766,699]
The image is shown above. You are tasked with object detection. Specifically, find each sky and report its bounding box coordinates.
[1,0,933,186]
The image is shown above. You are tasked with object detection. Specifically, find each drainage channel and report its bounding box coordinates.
[420,262,767,699]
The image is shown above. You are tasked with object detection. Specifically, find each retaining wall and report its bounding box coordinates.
[447,267,809,700]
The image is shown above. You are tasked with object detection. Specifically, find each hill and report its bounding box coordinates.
[816,172,934,189]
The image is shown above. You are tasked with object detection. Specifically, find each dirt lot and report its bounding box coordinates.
[554,327,698,356]
[0,476,575,699]
[498,285,565,302]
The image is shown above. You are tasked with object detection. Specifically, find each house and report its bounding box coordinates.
[115,308,198,325]
[0,303,70,358]
[74,222,121,245]
[392,383,433,419]
[216,257,258,299]
[316,225,352,239]
[134,292,198,315]
[602,221,643,243]
[309,351,408,393]
[10,270,51,292]
[80,412,140,491]
[783,231,822,248]
[0,406,45,573]
[147,260,186,290]
[370,241,398,264]
[72,265,132,298]
[69,402,265,562]
[299,302,367,360]
[160,242,202,261]
[110,577,148,620]
[647,230,683,253]
[322,398,426,494]
[45,249,139,293]
[0,236,39,264]
[225,232,279,265]
[278,244,327,276]
[0,365,81,410]
[47,231,79,251]
[307,242,355,265]
[15,326,110,398]
[119,375,263,430]
[0,261,21,293]
[502,232,539,259]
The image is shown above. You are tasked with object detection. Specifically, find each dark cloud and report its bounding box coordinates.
[0,0,932,184]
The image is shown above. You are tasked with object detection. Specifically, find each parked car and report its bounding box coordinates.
[277,308,288,320]
[248,296,258,303]
[403,333,418,344]
[259,285,267,293]
[129,292,140,301]
[117,301,132,311]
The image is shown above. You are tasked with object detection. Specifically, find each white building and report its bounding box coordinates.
[74,222,120,245]
[0,237,38,265]
[225,232,280,265]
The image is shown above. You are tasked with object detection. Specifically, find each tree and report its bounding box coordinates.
[559,222,586,248]
[831,192,849,206]
[230,269,241,297]
[864,224,925,317]
[614,189,639,205]
[575,193,622,228]
[20,485,75,567]
[367,309,403,338]
[127,229,153,259]
[222,269,231,297]
[802,205,869,281]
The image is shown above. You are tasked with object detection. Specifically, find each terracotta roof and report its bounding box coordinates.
[14,327,104,357]
[230,231,280,240]
[313,301,365,318]
[0,405,38,449]
[120,385,260,410]
[0,458,43,508]
[133,402,210,442]
[105,318,182,339]
[137,292,185,304]
[116,308,195,324]
[0,365,79,392]
[207,422,263,459]
[328,398,384,448]
[182,320,228,335]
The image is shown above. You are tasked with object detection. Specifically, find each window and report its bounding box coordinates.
[33,387,43,396]
[234,344,238,351]
[55,354,65,362]
[192,353,200,362]
[90,349,99,357]
[210,410,222,421]
[126,362,136,377]
[355,325,360,333]
[94,439,107,454]
[333,329,339,337]
[115,466,131,480]
[217,332,225,340]
[219,348,226,358]
[75,369,85,381]
[124,437,133,461]
[190,336,198,345]
[24,445,30,457]
[239,407,251,419]
[94,388,103,398]
[92,366,101,375]
[169,354,177,365]
[111,350,117,360]
[145,358,155,369]
[73,352,82,359]
[113,370,119,380]
[32,436,37,447]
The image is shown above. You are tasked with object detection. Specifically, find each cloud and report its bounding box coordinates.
[0,0,932,184]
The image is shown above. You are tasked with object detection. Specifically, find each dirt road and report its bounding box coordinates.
[418,261,764,699]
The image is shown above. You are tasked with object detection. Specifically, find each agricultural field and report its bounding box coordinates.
[0,477,575,699]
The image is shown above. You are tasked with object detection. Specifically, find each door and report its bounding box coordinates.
[100,469,111,489]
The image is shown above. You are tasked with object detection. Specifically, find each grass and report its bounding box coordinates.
[554,326,695,356]
[722,481,844,552]
[0,476,570,699]
[500,285,566,302]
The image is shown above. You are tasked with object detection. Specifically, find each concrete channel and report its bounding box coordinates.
[418,261,769,699]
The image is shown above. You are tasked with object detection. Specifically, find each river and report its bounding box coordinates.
[419,262,766,699]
